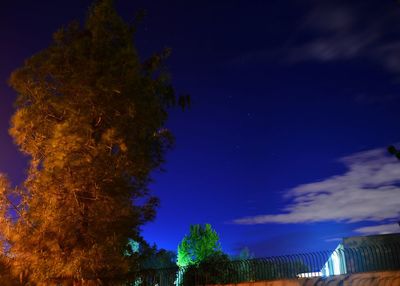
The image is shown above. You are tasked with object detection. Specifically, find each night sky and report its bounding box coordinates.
[2,0,400,257]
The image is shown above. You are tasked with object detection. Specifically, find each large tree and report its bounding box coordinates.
[0,0,185,284]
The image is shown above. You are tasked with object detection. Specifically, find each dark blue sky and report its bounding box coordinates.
[2,0,400,257]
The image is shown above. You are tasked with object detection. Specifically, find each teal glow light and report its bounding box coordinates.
[321,244,347,277]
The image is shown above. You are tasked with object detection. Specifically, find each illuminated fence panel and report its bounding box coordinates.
[137,243,400,286]
[321,244,346,276]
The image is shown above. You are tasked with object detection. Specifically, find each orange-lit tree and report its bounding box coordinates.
[0,0,186,283]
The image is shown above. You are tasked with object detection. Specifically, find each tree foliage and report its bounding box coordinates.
[0,0,184,283]
[388,145,400,160]
[180,252,232,286]
[176,224,228,286]
[141,248,176,269]
[177,224,222,268]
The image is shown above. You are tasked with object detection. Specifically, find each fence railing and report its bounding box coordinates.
[137,243,400,286]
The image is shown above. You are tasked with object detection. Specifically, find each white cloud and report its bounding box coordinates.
[234,148,400,225]
[355,223,400,235]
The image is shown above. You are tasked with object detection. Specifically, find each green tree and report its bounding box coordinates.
[0,0,186,284]
[177,224,222,267]
[176,224,230,286]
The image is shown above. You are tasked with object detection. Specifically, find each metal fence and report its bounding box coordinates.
[137,243,400,286]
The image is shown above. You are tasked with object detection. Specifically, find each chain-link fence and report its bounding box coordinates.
[137,243,400,286]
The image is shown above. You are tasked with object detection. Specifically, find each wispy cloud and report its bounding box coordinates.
[233,147,400,228]
[325,238,342,243]
[286,1,379,63]
[288,1,400,74]
[234,0,400,74]
[355,223,400,235]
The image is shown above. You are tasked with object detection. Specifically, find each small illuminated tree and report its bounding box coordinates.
[177,224,222,267]
[176,224,229,286]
